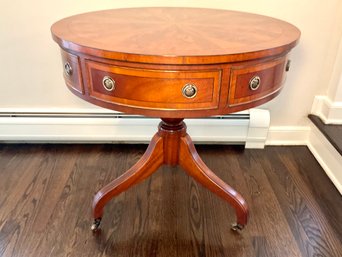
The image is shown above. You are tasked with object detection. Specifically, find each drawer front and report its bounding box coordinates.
[86,60,221,110]
[61,50,84,94]
[228,57,287,106]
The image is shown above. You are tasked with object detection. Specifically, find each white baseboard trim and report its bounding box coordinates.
[307,123,342,194]
[265,126,310,145]
[311,95,342,124]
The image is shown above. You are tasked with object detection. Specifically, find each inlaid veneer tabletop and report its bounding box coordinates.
[51,7,300,64]
[51,7,300,233]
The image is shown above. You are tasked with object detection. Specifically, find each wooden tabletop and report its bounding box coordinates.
[51,7,300,65]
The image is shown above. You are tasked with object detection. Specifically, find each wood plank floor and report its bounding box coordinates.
[0,144,341,257]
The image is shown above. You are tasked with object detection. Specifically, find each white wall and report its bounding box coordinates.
[327,36,342,102]
[1,0,342,127]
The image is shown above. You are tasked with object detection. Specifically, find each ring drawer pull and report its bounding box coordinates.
[64,62,72,76]
[102,76,115,91]
[249,76,261,91]
[286,60,291,72]
[182,83,197,98]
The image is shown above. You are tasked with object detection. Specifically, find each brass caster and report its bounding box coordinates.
[91,218,102,232]
[231,223,244,231]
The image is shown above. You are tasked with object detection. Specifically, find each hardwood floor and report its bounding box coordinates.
[0,144,341,257]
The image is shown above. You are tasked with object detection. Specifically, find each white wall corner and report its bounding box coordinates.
[245,109,270,149]
[311,95,342,124]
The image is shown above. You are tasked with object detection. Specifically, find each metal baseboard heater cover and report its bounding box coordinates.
[0,109,270,148]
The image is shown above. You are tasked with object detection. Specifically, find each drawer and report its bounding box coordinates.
[86,60,221,110]
[61,50,84,94]
[228,57,287,106]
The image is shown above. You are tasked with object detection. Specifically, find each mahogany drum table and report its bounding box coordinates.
[51,7,300,232]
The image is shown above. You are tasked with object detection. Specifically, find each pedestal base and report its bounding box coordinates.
[91,118,249,231]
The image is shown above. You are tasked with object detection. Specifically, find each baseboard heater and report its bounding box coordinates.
[0,109,270,148]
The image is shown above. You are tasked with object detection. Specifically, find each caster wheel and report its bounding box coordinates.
[91,218,102,232]
[231,223,244,231]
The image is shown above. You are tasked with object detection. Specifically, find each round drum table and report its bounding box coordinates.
[51,7,300,232]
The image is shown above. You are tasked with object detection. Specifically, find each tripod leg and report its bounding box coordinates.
[91,134,164,231]
[179,134,248,230]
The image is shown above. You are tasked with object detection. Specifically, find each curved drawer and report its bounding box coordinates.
[61,50,84,94]
[85,60,221,110]
[228,57,287,106]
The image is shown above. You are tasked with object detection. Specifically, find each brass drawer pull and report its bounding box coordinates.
[64,62,72,76]
[286,60,291,72]
[249,76,261,91]
[102,76,115,91]
[182,83,197,98]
